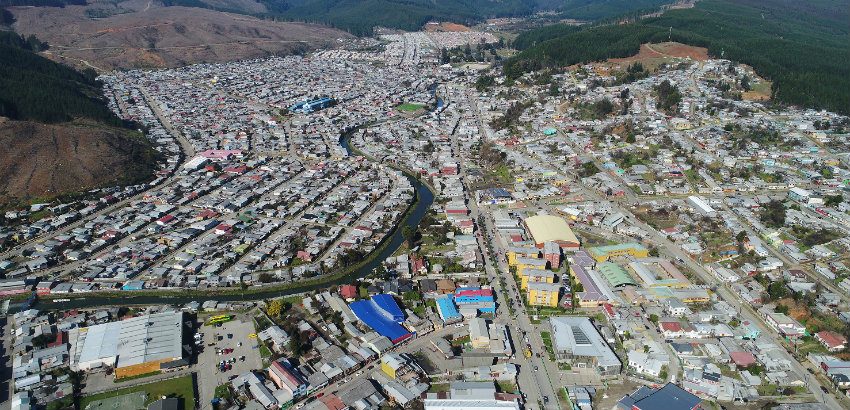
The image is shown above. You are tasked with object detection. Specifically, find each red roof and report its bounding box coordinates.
[659,321,682,332]
[817,331,847,348]
[455,289,493,298]
[730,351,756,367]
[319,395,346,410]
[340,285,357,299]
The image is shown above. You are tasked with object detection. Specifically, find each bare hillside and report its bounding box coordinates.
[0,119,159,206]
[9,2,350,70]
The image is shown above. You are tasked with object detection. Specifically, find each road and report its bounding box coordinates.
[461,84,561,409]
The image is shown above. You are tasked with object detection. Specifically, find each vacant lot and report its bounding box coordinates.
[609,42,708,70]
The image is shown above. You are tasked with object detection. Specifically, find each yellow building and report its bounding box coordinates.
[587,243,649,263]
[514,257,549,276]
[527,282,561,307]
[380,353,405,379]
[507,247,541,266]
[520,268,555,290]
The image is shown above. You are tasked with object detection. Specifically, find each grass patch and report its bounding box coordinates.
[80,375,195,410]
[259,343,272,358]
[397,103,426,112]
[428,383,450,393]
[540,331,556,361]
[496,380,518,393]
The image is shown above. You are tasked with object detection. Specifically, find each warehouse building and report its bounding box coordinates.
[523,215,580,250]
[686,195,717,217]
[68,311,185,378]
[350,294,412,344]
[587,243,649,263]
[550,316,621,376]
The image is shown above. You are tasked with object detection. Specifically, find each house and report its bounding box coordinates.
[759,306,806,338]
[617,383,702,410]
[816,331,847,352]
[469,318,491,349]
[339,285,358,301]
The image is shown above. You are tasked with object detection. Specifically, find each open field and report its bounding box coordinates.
[608,42,708,70]
[424,22,471,32]
[80,375,195,410]
[397,103,427,112]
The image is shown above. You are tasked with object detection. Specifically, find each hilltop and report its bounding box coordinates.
[8,0,350,70]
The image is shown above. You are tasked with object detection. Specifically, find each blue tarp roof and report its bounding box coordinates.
[349,294,411,343]
[435,295,460,321]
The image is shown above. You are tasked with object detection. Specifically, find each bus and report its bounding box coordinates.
[206,314,234,326]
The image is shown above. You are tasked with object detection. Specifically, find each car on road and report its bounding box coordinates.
[533,366,538,371]
[821,386,829,393]
[543,396,549,403]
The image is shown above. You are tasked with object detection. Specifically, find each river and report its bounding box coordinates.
[34,132,434,310]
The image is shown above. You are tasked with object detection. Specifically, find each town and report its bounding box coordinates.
[2,27,850,410]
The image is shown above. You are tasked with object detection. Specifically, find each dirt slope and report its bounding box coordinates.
[0,119,160,206]
[9,2,350,70]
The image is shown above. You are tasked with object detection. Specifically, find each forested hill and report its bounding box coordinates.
[268,0,534,36]
[0,31,124,124]
[505,0,850,115]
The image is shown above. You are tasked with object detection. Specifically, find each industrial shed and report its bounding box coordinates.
[523,215,580,249]
[68,311,185,378]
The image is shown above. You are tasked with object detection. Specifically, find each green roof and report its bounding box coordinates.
[588,243,648,258]
[598,262,637,288]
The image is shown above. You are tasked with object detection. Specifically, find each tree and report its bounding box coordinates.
[267,299,283,317]
[649,314,659,324]
[592,98,614,118]
[740,74,751,91]
[654,80,682,115]
[402,225,416,247]
[768,281,789,301]
[759,200,786,228]
[258,273,274,283]
[825,194,844,207]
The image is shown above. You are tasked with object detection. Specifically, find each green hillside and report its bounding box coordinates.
[505,0,850,115]
[0,31,125,124]
[556,0,671,21]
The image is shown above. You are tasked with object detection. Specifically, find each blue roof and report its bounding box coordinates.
[621,383,701,410]
[349,294,411,343]
[435,295,460,321]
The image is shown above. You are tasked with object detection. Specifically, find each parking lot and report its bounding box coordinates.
[196,315,263,410]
